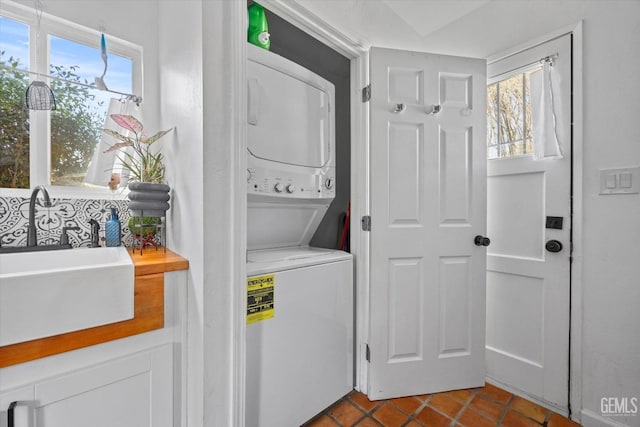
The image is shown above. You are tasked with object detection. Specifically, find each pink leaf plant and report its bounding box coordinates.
[103,114,174,184]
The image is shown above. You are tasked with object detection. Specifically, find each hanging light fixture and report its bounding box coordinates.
[26,80,56,110]
[25,0,56,110]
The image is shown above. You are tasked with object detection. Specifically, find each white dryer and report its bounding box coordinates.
[245,44,353,427]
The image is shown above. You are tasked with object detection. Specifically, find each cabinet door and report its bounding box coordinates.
[33,345,172,427]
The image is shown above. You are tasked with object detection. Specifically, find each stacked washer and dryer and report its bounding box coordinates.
[245,44,354,426]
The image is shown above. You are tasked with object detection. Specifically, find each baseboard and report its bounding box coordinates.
[581,409,635,427]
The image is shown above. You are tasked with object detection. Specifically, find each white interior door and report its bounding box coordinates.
[485,34,572,410]
[367,47,487,400]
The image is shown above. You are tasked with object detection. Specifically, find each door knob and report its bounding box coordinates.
[474,235,490,246]
[392,103,406,113]
[426,104,441,115]
[545,240,563,253]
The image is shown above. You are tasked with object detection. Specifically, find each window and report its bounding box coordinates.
[486,68,540,159]
[0,3,141,193]
[49,36,133,187]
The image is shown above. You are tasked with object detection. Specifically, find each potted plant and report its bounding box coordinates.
[104,115,174,217]
[128,216,162,249]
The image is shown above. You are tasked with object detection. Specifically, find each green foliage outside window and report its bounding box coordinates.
[49,64,104,186]
[0,55,30,188]
[0,52,105,188]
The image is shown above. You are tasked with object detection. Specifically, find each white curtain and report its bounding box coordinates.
[530,61,563,160]
[84,98,141,186]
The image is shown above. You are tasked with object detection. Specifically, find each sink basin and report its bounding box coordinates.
[0,247,134,346]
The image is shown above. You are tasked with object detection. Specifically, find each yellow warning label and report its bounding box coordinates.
[247,274,275,324]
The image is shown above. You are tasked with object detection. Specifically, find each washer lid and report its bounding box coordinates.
[246,246,352,276]
[247,246,333,263]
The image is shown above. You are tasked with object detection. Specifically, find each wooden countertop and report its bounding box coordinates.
[0,247,188,368]
[129,247,189,276]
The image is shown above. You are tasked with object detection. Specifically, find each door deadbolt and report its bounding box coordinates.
[474,235,490,247]
[545,240,563,253]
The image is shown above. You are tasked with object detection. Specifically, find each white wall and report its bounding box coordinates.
[574,4,640,426]
[159,1,246,426]
[157,2,204,427]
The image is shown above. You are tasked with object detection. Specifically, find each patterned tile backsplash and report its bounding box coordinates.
[0,197,135,248]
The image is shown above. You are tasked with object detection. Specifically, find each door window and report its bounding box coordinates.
[487,69,539,159]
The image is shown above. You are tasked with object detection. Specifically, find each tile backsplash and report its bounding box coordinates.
[0,197,134,248]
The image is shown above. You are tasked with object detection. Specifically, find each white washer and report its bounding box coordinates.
[245,44,353,426]
[246,248,353,427]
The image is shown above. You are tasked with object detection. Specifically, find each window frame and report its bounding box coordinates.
[0,1,142,198]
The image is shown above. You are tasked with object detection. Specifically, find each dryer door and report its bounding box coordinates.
[247,46,334,169]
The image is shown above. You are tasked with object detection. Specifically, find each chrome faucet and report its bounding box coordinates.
[27,185,52,247]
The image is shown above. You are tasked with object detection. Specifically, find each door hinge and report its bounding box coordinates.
[361,215,371,231]
[365,344,371,362]
[362,84,371,103]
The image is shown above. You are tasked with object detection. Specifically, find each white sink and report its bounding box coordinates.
[0,247,134,346]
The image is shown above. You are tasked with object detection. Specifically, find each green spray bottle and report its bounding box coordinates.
[248,2,270,50]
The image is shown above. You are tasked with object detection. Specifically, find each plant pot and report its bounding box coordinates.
[127,182,170,217]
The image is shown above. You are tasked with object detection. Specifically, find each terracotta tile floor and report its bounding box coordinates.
[303,383,581,427]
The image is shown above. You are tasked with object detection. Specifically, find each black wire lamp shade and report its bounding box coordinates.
[26,80,57,110]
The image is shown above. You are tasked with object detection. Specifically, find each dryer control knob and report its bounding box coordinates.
[325,178,333,189]
[274,183,283,193]
[286,184,296,193]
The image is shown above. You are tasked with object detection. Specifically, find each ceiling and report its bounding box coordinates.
[289,0,586,59]
[380,0,492,38]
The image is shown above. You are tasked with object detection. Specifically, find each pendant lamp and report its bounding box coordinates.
[25,0,56,110]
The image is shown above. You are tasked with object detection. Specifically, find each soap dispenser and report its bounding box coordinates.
[105,207,121,247]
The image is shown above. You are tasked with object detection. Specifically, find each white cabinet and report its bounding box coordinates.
[0,344,173,427]
[0,263,187,427]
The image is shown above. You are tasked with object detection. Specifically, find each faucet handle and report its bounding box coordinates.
[60,226,80,246]
[88,219,101,247]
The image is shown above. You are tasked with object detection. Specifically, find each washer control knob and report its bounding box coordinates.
[325,178,333,189]
[274,183,283,193]
[286,184,296,193]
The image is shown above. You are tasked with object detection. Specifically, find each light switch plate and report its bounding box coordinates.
[599,166,640,194]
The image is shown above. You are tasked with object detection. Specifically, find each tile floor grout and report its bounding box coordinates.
[496,393,515,425]
[449,388,479,426]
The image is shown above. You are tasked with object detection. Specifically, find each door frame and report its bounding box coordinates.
[228,1,584,424]
[485,22,584,420]
[255,0,371,393]
[234,3,370,426]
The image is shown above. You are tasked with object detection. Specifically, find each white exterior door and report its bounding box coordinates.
[368,47,487,400]
[485,34,572,410]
